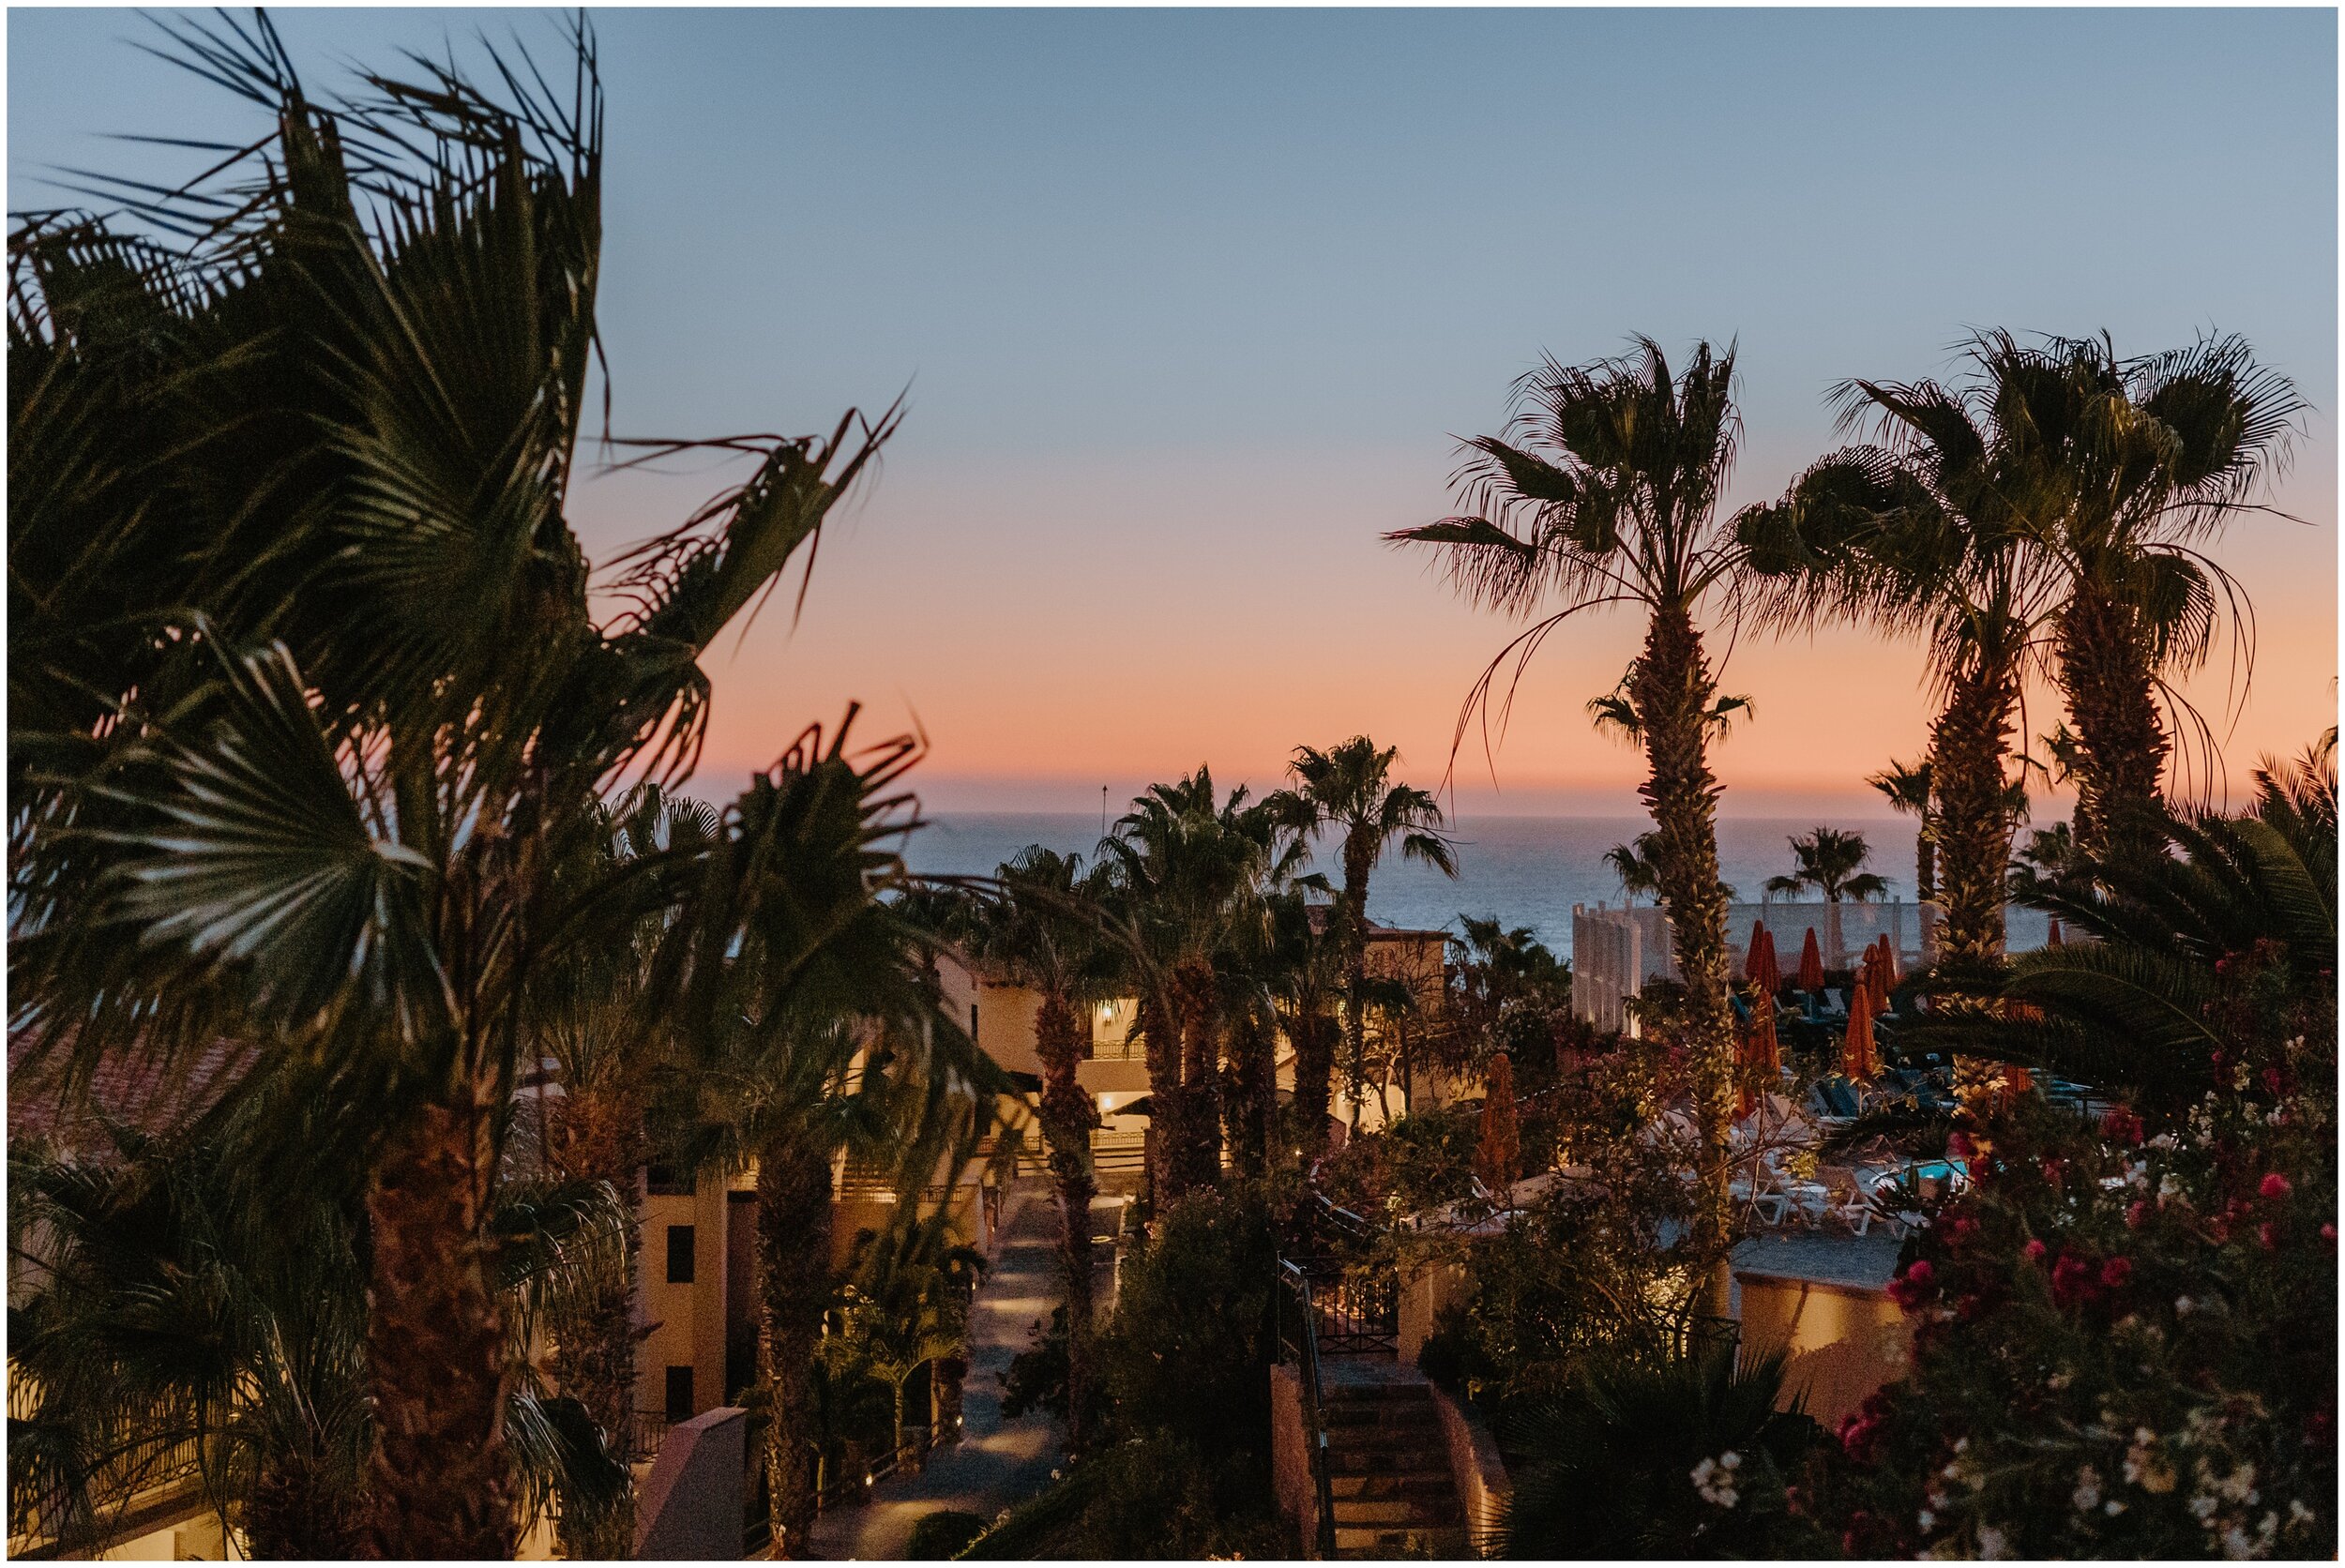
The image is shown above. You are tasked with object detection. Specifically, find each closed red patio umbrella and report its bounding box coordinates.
[1743,919,1767,984]
[1842,974,1879,1079]
[1798,927,1825,992]
[1756,927,1782,996]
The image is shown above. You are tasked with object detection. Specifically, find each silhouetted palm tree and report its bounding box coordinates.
[1763,827,1889,966]
[1267,737,1456,1136]
[8,19,900,1553]
[2002,334,2301,860]
[1392,339,1748,1321]
[1739,347,2063,987]
[958,848,1118,1453]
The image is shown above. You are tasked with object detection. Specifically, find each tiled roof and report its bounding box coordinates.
[8,1032,256,1156]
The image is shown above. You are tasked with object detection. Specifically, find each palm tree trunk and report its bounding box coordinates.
[1291,1004,1334,1156]
[542,1085,645,1560]
[1914,823,1935,905]
[2058,583,2168,864]
[359,1089,518,1560]
[1823,897,1845,970]
[1033,990,1098,1455]
[1339,854,1372,1133]
[1172,959,1220,1194]
[1139,990,1183,1209]
[1224,1005,1273,1181]
[1624,604,1736,1326]
[757,1137,835,1560]
[1930,663,2020,979]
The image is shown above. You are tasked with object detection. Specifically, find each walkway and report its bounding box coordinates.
[809,1178,1068,1560]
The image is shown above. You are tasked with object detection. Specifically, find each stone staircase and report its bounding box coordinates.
[1318,1373,1468,1558]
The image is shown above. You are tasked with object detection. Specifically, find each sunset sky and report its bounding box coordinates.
[13,8,2336,817]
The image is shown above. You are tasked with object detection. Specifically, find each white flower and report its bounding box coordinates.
[2175,1295,2197,1317]
[2072,1465,2103,1513]
[1690,1455,1740,1509]
[2104,1499,2127,1517]
[2148,1133,2178,1151]
[1917,1509,1936,1531]
[1976,1524,2013,1559]
[2288,1500,2315,1527]
[2159,1173,2185,1202]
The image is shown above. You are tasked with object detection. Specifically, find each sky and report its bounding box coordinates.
[10,8,2337,817]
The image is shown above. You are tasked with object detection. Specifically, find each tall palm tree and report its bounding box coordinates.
[1267,737,1456,1137]
[7,21,900,1555]
[1258,884,1346,1164]
[1391,339,1748,1320]
[1763,827,1889,967]
[1098,769,1287,1201]
[647,720,1000,1560]
[1993,333,2301,861]
[1738,353,2061,988]
[958,848,1115,1454]
[1867,758,1936,906]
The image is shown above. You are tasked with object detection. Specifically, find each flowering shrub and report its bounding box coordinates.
[1806,951,2336,1559]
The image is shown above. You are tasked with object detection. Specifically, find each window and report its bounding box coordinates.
[666,1224,695,1285]
[645,1164,692,1197]
[664,1365,694,1425]
[969,1002,979,1043]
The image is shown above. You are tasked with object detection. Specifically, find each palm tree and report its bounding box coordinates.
[1997,334,2302,862]
[1738,351,2061,988]
[8,21,900,1555]
[1391,339,1748,1320]
[647,720,1000,1559]
[1916,729,2333,1109]
[1868,758,1936,906]
[1763,827,1890,967]
[8,1110,630,1560]
[1603,833,1665,906]
[833,1210,988,1460]
[1501,1344,1815,1560]
[1267,737,1457,1137]
[1098,769,1288,1201]
[527,786,721,1557]
[958,847,1115,1454]
[1258,885,1347,1164]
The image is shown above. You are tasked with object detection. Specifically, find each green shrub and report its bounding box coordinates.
[906,1509,989,1560]
[959,1435,1290,1560]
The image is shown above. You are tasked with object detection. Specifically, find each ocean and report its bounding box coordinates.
[902,813,1964,959]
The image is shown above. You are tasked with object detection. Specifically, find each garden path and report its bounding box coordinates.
[809,1177,1067,1560]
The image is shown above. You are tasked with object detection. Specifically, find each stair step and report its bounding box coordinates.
[1325,1426,1446,1454]
[1333,1524,1470,1558]
[1329,1472,1457,1501]
[1333,1497,1464,1527]
[1325,1448,1449,1476]
[1323,1403,1441,1430]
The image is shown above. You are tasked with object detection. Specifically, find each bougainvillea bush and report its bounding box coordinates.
[1808,952,2336,1560]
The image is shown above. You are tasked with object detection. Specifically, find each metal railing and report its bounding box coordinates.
[1275,1258,1340,1560]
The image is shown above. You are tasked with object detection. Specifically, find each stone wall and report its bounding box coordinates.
[1267,1363,1320,1550]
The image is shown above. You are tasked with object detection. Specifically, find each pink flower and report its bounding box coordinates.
[2099,1256,2134,1289]
[2262,1067,2285,1095]
[2126,1200,2151,1229]
[2259,1223,2279,1252]
[2322,1223,2337,1246]
[2101,1107,2144,1146]
[2051,1252,2096,1308]
[1947,1131,1976,1161]
[2260,1172,2292,1200]
[1886,1259,1938,1309]
[2023,1238,2049,1262]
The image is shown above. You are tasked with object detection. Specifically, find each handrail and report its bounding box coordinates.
[1277,1257,1340,1559]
